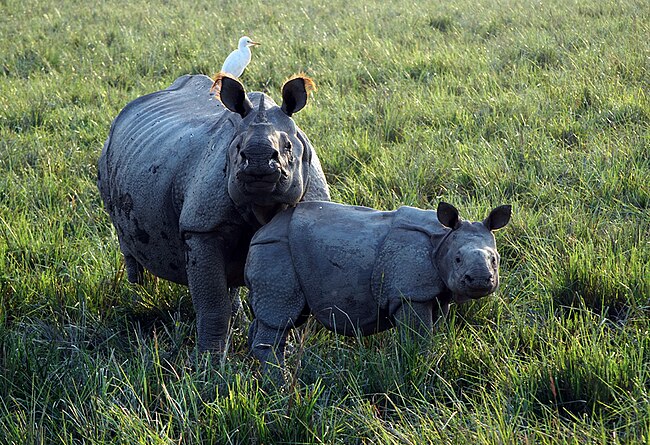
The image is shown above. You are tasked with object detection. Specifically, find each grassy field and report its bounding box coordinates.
[1,0,648,442]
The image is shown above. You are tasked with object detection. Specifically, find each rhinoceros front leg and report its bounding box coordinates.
[395,300,435,342]
[249,319,290,385]
[246,238,306,384]
[184,232,232,353]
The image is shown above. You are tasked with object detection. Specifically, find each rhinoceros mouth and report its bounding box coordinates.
[236,168,283,192]
[244,181,278,193]
[453,294,473,304]
[464,285,497,299]
[452,284,497,302]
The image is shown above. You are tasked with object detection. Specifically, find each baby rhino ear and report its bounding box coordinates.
[484,205,512,231]
[437,201,461,230]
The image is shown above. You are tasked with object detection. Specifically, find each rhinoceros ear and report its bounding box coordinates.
[281,74,316,116]
[211,72,253,118]
[484,205,512,231]
[437,201,461,230]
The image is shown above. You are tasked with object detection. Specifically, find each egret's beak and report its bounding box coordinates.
[250,41,261,46]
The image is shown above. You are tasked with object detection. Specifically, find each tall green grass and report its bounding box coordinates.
[1,0,648,443]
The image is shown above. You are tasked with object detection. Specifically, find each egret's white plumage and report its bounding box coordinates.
[221,36,260,78]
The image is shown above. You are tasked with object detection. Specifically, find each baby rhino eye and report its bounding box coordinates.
[455,256,461,264]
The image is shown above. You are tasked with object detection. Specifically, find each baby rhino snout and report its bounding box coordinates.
[461,270,497,297]
[459,250,499,297]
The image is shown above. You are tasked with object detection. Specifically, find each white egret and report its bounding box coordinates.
[221,36,260,78]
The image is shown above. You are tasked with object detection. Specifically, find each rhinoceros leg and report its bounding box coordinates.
[117,235,143,284]
[184,232,232,353]
[246,239,306,383]
[394,300,435,341]
[123,253,144,284]
[248,319,291,384]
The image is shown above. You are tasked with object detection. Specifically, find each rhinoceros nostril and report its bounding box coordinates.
[464,274,473,283]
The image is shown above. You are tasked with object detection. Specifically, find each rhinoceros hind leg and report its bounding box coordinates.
[124,254,144,284]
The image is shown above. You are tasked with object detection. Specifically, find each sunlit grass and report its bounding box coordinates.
[1,0,648,442]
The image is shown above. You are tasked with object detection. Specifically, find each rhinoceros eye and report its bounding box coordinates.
[284,140,292,151]
[455,256,461,264]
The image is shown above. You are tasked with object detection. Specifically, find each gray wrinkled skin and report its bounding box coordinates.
[97,74,330,352]
[245,200,511,376]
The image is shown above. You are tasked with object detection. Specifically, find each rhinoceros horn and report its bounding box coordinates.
[255,95,268,123]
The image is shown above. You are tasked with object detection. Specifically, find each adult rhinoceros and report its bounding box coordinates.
[97,73,330,352]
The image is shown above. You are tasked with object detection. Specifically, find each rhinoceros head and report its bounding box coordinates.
[213,74,317,224]
[435,201,511,303]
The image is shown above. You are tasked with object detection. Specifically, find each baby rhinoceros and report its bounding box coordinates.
[245,200,511,375]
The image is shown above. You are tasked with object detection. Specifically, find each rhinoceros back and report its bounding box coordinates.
[98,75,237,283]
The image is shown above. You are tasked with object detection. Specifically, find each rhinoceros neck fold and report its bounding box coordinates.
[230,201,288,228]
[228,202,262,230]
[432,228,455,263]
[252,203,289,225]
